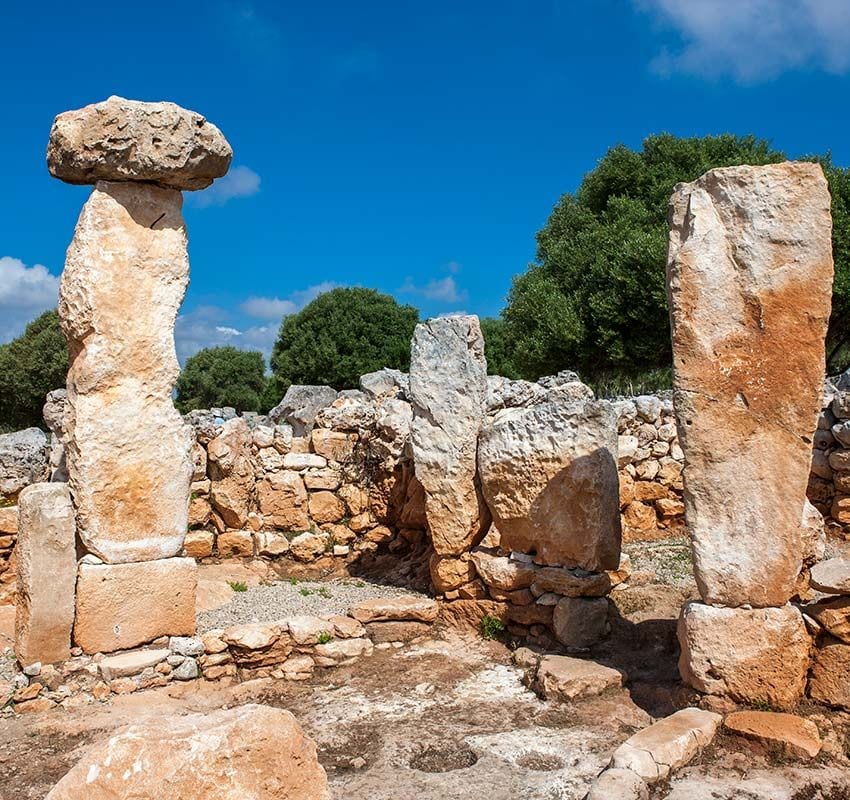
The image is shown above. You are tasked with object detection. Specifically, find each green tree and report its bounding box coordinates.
[0,310,69,431]
[503,133,830,381]
[270,287,419,392]
[175,346,267,414]
[480,317,520,379]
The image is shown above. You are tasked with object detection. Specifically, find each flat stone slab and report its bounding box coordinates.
[535,655,625,700]
[810,556,850,594]
[47,96,232,190]
[99,648,170,681]
[348,596,439,624]
[723,711,821,760]
[804,596,850,643]
[611,707,721,783]
[586,768,648,800]
[74,558,197,653]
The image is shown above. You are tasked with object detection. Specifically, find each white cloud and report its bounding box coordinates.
[239,296,297,320]
[400,275,467,304]
[193,165,261,207]
[636,0,850,82]
[0,256,61,343]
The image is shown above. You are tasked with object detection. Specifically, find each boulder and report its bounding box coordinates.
[409,316,490,555]
[45,705,330,800]
[359,368,409,400]
[610,708,721,783]
[810,556,850,594]
[349,595,439,624]
[552,597,609,649]
[268,385,338,436]
[58,181,193,563]
[15,483,76,665]
[723,711,821,760]
[47,96,232,190]
[0,428,49,499]
[804,596,850,643]
[256,470,310,530]
[74,558,197,653]
[667,162,833,607]
[479,396,621,569]
[677,601,810,709]
[534,655,625,700]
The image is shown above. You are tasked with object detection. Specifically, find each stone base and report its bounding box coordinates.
[677,602,810,710]
[74,557,197,653]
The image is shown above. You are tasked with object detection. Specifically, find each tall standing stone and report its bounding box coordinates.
[667,162,833,607]
[15,483,77,665]
[49,98,231,565]
[409,316,490,556]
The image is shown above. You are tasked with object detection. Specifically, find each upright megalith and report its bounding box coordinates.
[668,161,833,707]
[48,97,232,651]
[409,316,490,559]
[667,162,833,608]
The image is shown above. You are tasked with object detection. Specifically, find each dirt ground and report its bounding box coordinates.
[2,541,850,799]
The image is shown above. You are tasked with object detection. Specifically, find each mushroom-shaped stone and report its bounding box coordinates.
[47,96,232,190]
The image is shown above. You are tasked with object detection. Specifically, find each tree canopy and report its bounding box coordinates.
[175,346,268,414]
[0,310,69,431]
[480,317,520,379]
[503,133,850,382]
[269,287,419,394]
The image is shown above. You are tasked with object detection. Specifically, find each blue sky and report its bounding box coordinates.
[4,0,850,362]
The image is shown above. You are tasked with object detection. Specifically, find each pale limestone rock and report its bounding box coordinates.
[99,649,170,681]
[15,483,76,665]
[207,418,254,529]
[289,531,328,561]
[284,453,327,470]
[59,181,193,563]
[810,556,850,594]
[45,705,330,800]
[478,397,621,570]
[313,637,372,665]
[723,711,821,760]
[409,316,490,555]
[269,385,337,436]
[0,428,49,499]
[254,531,291,557]
[586,768,648,800]
[349,595,439,623]
[677,601,810,709]
[256,470,309,530]
[534,655,624,700]
[801,499,827,567]
[286,616,335,646]
[74,558,197,653]
[47,96,232,190]
[469,547,536,591]
[43,390,68,482]
[552,597,609,649]
[667,162,833,607]
[611,708,721,783]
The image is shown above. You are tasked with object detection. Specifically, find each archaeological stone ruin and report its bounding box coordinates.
[2,98,850,798]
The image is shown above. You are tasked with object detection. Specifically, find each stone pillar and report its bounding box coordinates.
[409,315,490,590]
[667,162,833,707]
[15,483,77,665]
[47,96,232,653]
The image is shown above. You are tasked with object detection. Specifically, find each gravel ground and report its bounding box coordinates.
[623,535,696,588]
[197,578,429,632]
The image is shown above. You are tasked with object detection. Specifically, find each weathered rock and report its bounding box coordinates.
[349,595,439,624]
[409,316,489,555]
[99,648,170,681]
[470,548,537,592]
[808,637,850,710]
[610,708,721,783]
[723,711,821,760]
[360,368,409,400]
[667,162,833,607]
[429,553,477,593]
[183,529,214,559]
[256,470,310,530]
[309,490,346,524]
[216,529,254,557]
[585,768,649,800]
[804,596,850,643]
[45,704,330,800]
[285,616,335,646]
[207,418,254,529]
[311,429,358,462]
[15,483,76,665]
[810,556,850,594]
[74,558,197,653]
[59,181,193,563]
[479,397,621,570]
[268,385,338,436]
[289,531,328,561]
[534,655,625,700]
[255,531,291,557]
[0,505,16,535]
[365,620,431,643]
[801,499,826,567]
[315,396,376,431]
[552,597,609,649]
[314,637,373,665]
[43,390,68,481]
[677,602,810,709]
[47,96,231,190]
[0,428,49,499]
